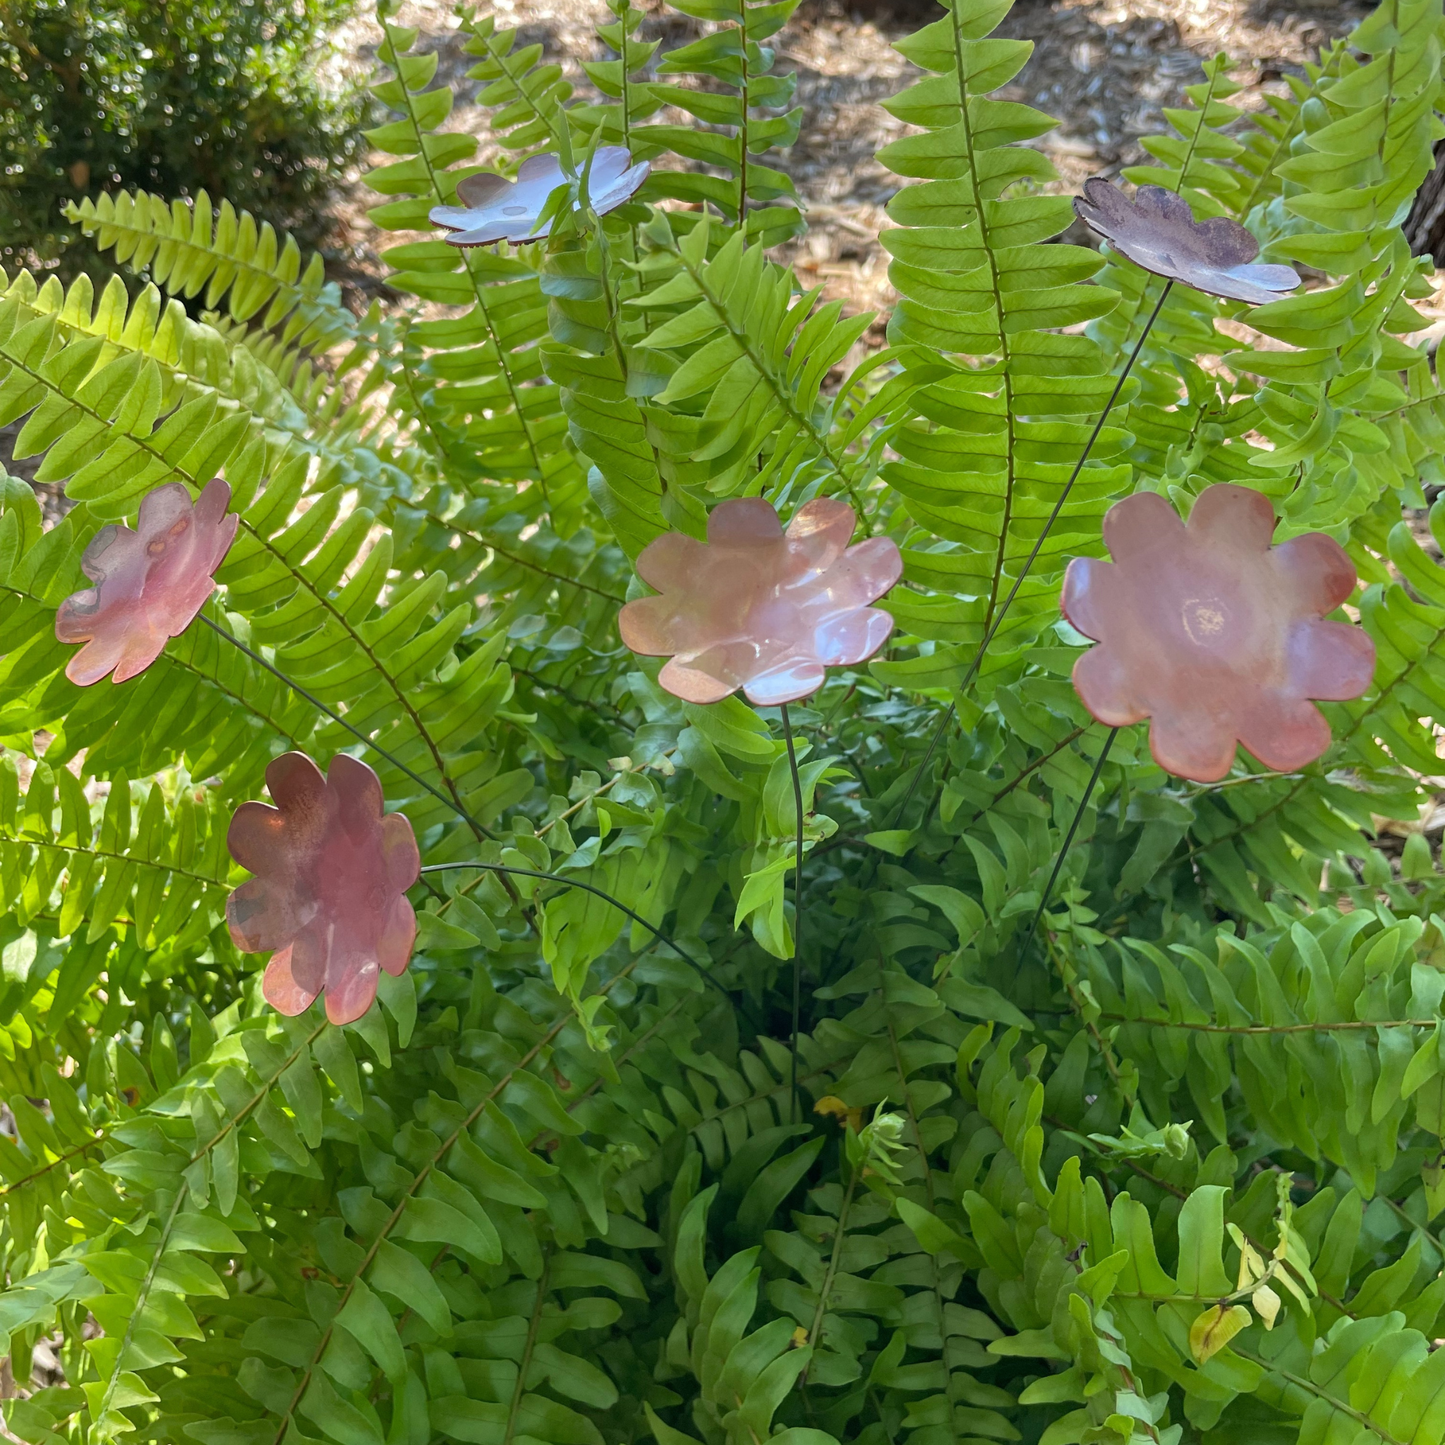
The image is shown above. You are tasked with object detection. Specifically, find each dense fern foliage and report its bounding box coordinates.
[3,0,1445,1442]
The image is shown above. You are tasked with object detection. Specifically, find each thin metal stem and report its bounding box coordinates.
[781,703,805,1124]
[1016,727,1118,967]
[199,612,493,840]
[419,861,739,1009]
[890,278,1174,831]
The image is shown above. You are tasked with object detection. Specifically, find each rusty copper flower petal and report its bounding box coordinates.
[1073,178,1301,306]
[619,496,902,707]
[227,752,421,1026]
[1061,484,1375,783]
[55,478,238,686]
[429,147,650,248]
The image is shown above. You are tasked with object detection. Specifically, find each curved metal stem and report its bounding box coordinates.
[891,278,1173,831]
[1016,726,1117,967]
[419,860,738,1008]
[781,703,805,1123]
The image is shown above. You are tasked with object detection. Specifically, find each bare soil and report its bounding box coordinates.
[322,0,1370,321]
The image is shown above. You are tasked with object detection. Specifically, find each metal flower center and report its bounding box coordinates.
[1181,596,1229,645]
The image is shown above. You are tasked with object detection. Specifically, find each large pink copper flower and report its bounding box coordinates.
[226,753,421,1025]
[1062,485,1375,783]
[55,479,238,686]
[619,498,902,706]
[1074,179,1300,306]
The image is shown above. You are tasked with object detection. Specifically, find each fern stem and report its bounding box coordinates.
[1102,1013,1443,1034]
[1016,727,1117,967]
[1231,1348,1405,1445]
[268,961,645,1444]
[806,1157,859,1357]
[419,860,738,1008]
[890,279,1172,832]
[198,612,495,840]
[782,702,805,1123]
[967,276,1173,687]
[503,1251,552,1445]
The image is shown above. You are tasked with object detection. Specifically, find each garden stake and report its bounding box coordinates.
[781,702,805,1123]
[1015,726,1118,969]
[892,279,1173,831]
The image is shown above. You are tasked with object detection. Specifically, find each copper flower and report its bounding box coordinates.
[227,753,421,1025]
[1073,179,1301,306]
[619,497,902,706]
[429,147,649,247]
[55,479,238,686]
[1061,485,1375,783]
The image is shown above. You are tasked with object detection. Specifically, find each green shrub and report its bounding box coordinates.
[0,0,1444,1443]
[0,0,365,272]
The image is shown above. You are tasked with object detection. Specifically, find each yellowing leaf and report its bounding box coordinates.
[1189,1303,1251,1364]
[1236,1241,1266,1290]
[1252,1283,1281,1330]
[814,1095,863,1132]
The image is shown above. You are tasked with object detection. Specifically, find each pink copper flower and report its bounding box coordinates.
[1061,485,1375,783]
[429,147,649,247]
[618,497,902,706]
[226,752,421,1025]
[55,479,238,686]
[1073,178,1300,306]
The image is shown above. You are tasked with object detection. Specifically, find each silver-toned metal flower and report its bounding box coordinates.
[1073,178,1301,306]
[429,147,650,247]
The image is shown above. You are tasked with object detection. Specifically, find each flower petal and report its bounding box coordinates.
[263,945,321,1017]
[380,812,421,892]
[1187,484,1275,552]
[378,895,417,977]
[228,876,300,953]
[634,531,706,594]
[618,594,685,656]
[1147,706,1242,783]
[1236,694,1333,774]
[815,606,894,666]
[1272,532,1357,614]
[1071,644,1148,727]
[328,753,385,832]
[227,801,286,876]
[658,657,737,704]
[454,170,513,210]
[266,751,328,818]
[817,536,903,610]
[1286,618,1376,701]
[1101,490,1184,563]
[708,497,784,546]
[54,587,100,644]
[63,632,126,688]
[110,626,168,685]
[1218,263,1303,303]
[786,497,856,575]
[325,957,380,1026]
[136,481,195,539]
[1060,556,1123,642]
[744,659,826,706]
[78,525,121,586]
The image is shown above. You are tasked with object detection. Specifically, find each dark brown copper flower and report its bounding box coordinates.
[226,753,421,1025]
[1061,485,1375,783]
[55,479,238,686]
[618,497,902,706]
[1073,178,1301,306]
[429,147,649,247]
